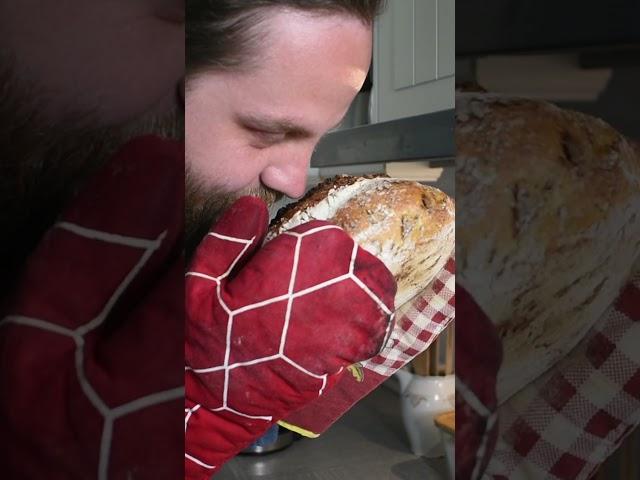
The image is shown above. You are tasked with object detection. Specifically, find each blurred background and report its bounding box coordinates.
[456,1,640,477]
[456,0,640,141]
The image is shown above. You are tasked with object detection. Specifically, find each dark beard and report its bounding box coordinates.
[0,62,184,296]
[184,168,282,261]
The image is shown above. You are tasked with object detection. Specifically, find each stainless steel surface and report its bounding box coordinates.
[215,384,448,480]
[310,110,455,168]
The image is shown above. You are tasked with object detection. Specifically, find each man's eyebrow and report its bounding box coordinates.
[237,113,347,138]
[237,114,313,137]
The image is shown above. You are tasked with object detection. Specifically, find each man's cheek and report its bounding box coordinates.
[190,143,267,194]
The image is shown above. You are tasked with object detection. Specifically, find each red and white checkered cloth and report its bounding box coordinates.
[483,269,640,479]
[280,256,455,437]
[362,256,456,376]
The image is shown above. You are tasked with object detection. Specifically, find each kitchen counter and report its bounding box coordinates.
[215,382,448,480]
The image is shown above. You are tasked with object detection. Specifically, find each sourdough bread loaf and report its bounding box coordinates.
[456,92,640,403]
[268,175,455,308]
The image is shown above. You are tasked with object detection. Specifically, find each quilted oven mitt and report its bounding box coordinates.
[184,197,396,479]
[279,257,456,439]
[0,136,185,479]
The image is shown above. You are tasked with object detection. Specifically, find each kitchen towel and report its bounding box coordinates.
[483,270,640,479]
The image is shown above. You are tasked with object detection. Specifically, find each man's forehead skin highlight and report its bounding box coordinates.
[344,66,368,91]
[259,9,371,91]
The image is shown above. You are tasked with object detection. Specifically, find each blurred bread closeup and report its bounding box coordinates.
[456,92,640,403]
[268,175,455,308]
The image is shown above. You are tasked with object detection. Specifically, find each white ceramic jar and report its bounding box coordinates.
[395,369,455,457]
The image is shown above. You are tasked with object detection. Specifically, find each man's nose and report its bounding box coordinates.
[260,152,311,199]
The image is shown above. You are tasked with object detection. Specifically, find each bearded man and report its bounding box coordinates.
[183,1,403,478]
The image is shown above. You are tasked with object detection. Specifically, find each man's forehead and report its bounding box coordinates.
[185,7,371,140]
[256,8,372,74]
[190,8,371,92]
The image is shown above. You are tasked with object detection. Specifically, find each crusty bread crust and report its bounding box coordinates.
[269,175,382,234]
[456,92,640,403]
[268,175,455,309]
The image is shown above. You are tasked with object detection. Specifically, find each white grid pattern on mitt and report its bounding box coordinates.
[0,221,184,480]
[484,272,640,480]
[362,256,455,377]
[184,224,393,470]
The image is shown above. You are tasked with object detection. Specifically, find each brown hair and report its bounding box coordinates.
[187,0,385,74]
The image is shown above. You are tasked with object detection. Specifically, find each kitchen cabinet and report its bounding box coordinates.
[371,0,455,123]
[307,0,456,194]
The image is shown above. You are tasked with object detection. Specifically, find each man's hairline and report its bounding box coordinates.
[187,5,374,81]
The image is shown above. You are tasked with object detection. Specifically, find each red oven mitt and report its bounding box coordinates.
[456,284,503,480]
[184,197,396,479]
[0,136,184,479]
[279,257,456,439]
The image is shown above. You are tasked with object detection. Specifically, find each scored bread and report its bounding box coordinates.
[267,175,455,308]
[456,92,640,403]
